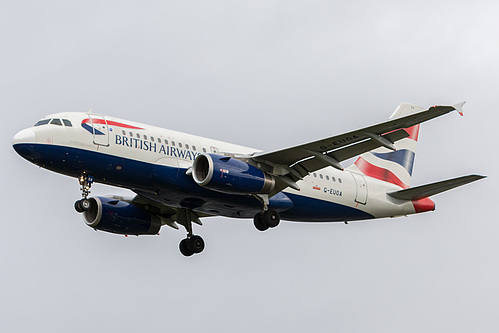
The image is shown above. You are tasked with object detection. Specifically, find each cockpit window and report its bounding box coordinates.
[62,119,72,127]
[50,118,62,126]
[34,119,50,126]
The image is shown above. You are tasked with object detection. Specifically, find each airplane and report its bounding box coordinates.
[12,102,485,256]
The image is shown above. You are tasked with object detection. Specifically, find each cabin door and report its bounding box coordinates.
[89,115,110,146]
[352,173,368,205]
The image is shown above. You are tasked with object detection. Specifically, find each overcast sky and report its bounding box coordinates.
[1,1,497,332]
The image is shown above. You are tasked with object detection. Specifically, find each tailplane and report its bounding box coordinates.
[348,103,424,189]
[387,175,486,200]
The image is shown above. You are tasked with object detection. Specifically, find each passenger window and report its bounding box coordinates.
[185,144,189,149]
[158,138,161,143]
[136,133,140,139]
[50,118,62,126]
[192,146,196,151]
[34,119,50,126]
[165,140,168,145]
[129,132,133,137]
[150,136,154,141]
[326,175,329,181]
[202,148,207,153]
[179,143,182,148]
[339,178,342,184]
[320,174,323,179]
[62,119,72,127]
[313,173,317,178]
[332,177,336,182]
[122,130,126,135]
[172,141,175,146]
[143,135,147,140]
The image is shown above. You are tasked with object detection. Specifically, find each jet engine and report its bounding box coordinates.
[82,196,162,235]
[192,154,275,194]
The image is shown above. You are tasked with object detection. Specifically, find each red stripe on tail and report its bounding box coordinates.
[354,157,409,189]
[404,124,420,141]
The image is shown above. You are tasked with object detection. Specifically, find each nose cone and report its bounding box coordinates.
[12,128,39,160]
[13,128,36,145]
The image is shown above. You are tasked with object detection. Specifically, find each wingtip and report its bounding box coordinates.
[453,101,466,116]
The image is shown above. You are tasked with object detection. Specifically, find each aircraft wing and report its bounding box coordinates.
[129,191,214,229]
[252,103,464,190]
[387,175,486,201]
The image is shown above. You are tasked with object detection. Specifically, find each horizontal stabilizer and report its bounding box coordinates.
[387,174,486,201]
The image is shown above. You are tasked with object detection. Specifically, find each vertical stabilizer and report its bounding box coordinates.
[348,103,424,189]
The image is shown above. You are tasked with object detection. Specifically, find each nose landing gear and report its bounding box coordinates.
[74,174,94,213]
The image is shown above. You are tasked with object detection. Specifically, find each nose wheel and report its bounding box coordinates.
[74,174,94,213]
[74,198,92,213]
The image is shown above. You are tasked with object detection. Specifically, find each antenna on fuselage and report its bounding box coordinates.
[88,108,93,114]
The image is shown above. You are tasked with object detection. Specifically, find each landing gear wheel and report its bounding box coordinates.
[188,235,205,254]
[179,239,194,257]
[74,199,91,213]
[263,210,280,228]
[80,199,91,211]
[74,200,84,213]
[254,210,280,231]
[253,213,269,231]
[75,174,95,214]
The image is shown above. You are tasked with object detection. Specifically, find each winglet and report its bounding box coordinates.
[453,101,466,116]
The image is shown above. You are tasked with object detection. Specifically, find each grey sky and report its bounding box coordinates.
[1,1,497,332]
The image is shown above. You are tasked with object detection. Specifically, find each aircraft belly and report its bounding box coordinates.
[280,193,374,222]
[16,143,399,222]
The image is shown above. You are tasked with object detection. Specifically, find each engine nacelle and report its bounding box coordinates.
[192,153,275,194]
[82,196,161,235]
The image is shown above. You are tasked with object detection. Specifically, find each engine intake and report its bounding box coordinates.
[192,153,275,194]
[83,196,161,235]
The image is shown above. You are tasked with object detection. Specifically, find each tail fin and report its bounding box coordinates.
[348,103,425,189]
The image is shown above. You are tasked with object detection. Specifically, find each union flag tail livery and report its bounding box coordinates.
[12,102,485,256]
[350,103,423,189]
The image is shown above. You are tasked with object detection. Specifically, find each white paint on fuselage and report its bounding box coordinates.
[18,112,419,221]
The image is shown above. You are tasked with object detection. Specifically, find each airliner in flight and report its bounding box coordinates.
[12,102,484,256]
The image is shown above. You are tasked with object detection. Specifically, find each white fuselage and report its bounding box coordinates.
[13,112,424,222]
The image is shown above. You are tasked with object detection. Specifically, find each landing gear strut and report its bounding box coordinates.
[177,208,205,257]
[74,174,94,213]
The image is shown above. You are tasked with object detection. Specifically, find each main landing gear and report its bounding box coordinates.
[74,174,94,213]
[179,235,205,257]
[177,208,205,257]
[253,209,280,231]
[253,194,281,231]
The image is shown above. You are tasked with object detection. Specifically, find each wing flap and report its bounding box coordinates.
[253,104,460,171]
[387,175,486,201]
[291,129,410,175]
